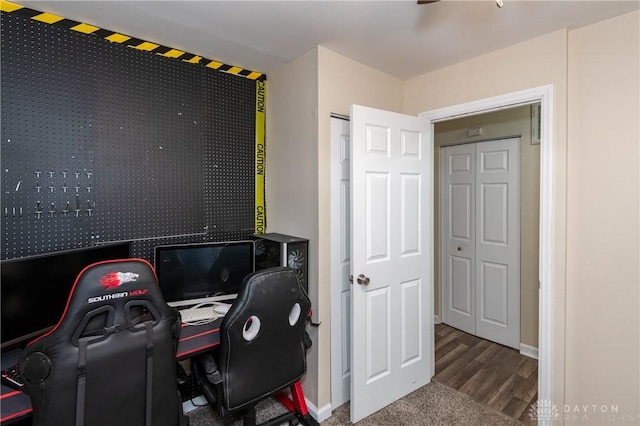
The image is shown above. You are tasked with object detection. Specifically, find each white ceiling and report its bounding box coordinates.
[16,0,640,79]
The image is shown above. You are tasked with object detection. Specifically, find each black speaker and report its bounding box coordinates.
[253,233,309,294]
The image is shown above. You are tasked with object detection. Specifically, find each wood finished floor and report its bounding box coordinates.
[434,323,537,425]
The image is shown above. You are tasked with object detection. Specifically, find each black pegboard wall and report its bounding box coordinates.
[1,14,95,257]
[1,12,259,262]
[90,34,206,244]
[204,70,256,235]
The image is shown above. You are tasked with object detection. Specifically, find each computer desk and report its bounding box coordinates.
[1,319,316,425]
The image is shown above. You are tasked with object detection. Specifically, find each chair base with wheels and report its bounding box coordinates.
[195,353,317,426]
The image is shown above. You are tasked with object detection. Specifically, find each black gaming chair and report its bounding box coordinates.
[194,267,312,426]
[18,258,188,426]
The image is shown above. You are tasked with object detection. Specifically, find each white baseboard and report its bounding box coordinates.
[434,315,442,324]
[306,400,332,423]
[182,395,207,413]
[519,343,539,360]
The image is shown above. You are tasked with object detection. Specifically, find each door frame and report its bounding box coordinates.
[419,84,554,419]
[329,114,351,409]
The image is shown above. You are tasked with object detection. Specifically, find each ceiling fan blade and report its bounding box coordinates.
[417,0,440,4]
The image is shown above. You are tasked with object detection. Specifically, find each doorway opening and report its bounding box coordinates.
[420,84,554,423]
[329,84,553,424]
[433,104,540,424]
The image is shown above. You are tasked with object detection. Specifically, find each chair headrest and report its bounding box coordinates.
[221,266,311,346]
[226,266,310,322]
[66,259,162,308]
[29,258,172,346]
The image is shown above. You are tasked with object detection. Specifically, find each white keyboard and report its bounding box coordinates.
[179,306,218,322]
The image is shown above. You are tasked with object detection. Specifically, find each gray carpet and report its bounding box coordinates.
[187,397,290,426]
[323,381,523,426]
[188,381,523,425]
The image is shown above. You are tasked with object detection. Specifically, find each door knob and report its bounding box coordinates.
[357,274,370,286]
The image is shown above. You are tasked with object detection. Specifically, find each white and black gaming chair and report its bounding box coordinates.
[18,258,188,426]
[194,267,312,426]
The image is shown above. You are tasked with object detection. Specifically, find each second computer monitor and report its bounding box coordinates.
[154,240,255,307]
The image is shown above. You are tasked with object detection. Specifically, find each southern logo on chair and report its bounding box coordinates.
[88,272,147,304]
[99,271,140,289]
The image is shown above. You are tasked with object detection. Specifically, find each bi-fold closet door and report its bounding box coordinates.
[441,138,520,349]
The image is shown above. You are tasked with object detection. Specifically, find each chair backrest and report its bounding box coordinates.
[19,259,182,426]
[218,267,311,412]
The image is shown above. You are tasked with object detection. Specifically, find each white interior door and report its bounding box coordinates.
[350,105,433,423]
[330,116,351,409]
[441,138,520,349]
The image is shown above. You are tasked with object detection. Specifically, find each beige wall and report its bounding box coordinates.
[565,11,639,423]
[403,28,569,408]
[265,48,320,402]
[434,105,540,347]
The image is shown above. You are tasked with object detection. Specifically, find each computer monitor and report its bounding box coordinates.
[154,240,255,307]
[1,242,132,350]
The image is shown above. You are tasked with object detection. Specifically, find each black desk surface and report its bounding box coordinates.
[1,318,223,424]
